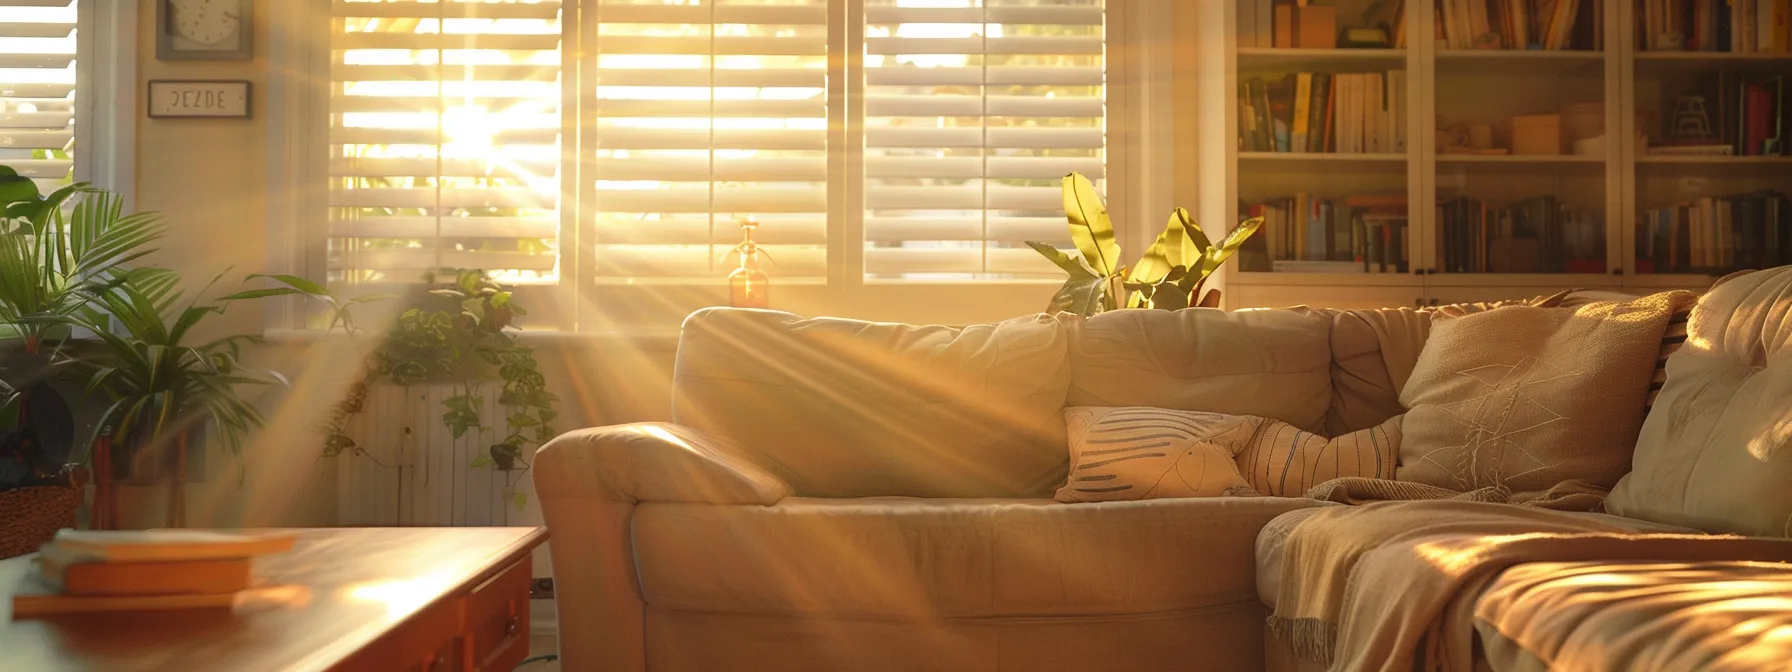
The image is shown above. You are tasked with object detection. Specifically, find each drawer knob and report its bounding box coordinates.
[505,616,520,637]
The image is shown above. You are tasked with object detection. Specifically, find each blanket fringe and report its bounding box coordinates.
[1266,615,1337,665]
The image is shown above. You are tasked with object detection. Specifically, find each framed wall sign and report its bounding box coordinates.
[157,0,252,60]
[148,80,252,119]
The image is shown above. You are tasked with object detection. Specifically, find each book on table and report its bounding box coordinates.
[10,530,297,618]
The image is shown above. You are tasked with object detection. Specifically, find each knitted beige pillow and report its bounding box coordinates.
[1396,292,1691,502]
[1236,415,1402,497]
[1055,407,1259,502]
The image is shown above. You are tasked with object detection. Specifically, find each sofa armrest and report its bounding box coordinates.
[533,422,792,505]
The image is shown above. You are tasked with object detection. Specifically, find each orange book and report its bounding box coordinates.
[35,552,254,597]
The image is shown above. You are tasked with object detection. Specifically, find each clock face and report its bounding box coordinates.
[170,0,242,47]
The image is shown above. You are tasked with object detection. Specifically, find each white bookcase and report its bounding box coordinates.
[1183,1,1792,310]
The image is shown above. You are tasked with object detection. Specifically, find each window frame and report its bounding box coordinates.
[74,0,136,200]
[268,0,1175,332]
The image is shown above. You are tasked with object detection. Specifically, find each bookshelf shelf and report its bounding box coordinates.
[1634,52,1792,61]
[1237,48,1408,70]
[1435,49,1604,60]
[1437,154,1604,164]
[1239,152,1408,165]
[1191,1,1788,311]
[1637,155,1792,165]
[1231,272,1423,287]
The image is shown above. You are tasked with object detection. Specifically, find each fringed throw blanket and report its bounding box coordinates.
[1269,499,1792,672]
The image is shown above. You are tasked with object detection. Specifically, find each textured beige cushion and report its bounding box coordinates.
[631,496,1326,619]
[1397,292,1689,501]
[1070,307,1333,433]
[1607,268,1792,537]
[672,308,1074,498]
[1236,415,1402,497]
[1055,407,1258,503]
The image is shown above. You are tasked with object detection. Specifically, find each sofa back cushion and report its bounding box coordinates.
[1607,268,1792,537]
[672,308,1075,498]
[1069,307,1334,433]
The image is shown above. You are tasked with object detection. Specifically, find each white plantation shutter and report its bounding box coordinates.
[862,0,1104,280]
[589,0,829,283]
[0,0,77,193]
[328,0,562,287]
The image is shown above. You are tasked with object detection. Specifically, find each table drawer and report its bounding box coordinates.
[465,559,531,671]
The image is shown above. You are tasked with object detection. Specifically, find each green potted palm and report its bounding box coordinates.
[66,269,288,528]
[0,169,164,551]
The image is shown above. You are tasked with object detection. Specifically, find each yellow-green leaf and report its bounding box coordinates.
[1200,216,1265,276]
[1061,173,1120,276]
[1177,210,1211,266]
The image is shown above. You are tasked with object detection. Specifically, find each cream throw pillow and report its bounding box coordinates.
[1237,415,1402,497]
[1396,292,1690,501]
[1056,407,1259,502]
[1056,408,1401,502]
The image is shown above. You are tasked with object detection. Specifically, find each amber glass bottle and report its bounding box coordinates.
[728,217,770,308]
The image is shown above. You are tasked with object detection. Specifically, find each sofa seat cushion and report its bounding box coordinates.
[633,496,1326,619]
[1474,560,1792,671]
[1252,508,1697,610]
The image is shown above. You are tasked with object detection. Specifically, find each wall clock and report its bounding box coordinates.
[157,0,252,61]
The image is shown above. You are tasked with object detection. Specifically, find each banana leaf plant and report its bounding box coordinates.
[1026,172,1264,316]
[67,269,288,526]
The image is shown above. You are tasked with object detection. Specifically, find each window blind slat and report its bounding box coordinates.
[597,68,824,88]
[865,36,1101,55]
[0,0,75,187]
[330,216,559,239]
[594,35,828,56]
[865,6,1103,25]
[596,5,826,25]
[333,0,561,19]
[329,0,562,286]
[866,65,1103,86]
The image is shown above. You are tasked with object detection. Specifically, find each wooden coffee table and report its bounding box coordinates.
[0,526,547,671]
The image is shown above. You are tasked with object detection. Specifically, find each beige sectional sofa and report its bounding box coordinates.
[535,267,1792,671]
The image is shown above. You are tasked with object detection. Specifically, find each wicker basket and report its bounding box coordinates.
[0,485,77,559]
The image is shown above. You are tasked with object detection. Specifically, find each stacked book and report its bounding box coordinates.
[1242,193,1410,273]
[1437,195,1603,273]
[1240,71,1408,153]
[1638,191,1791,273]
[1641,0,1792,52]
[1650,73,1787,156]
[11,530,296,618]
[1436,0,1601,50]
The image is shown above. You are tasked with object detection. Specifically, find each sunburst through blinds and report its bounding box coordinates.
[590,0,829,284]
[329,0,563,287]
[863,0,1104,280]
[0,0,78,193]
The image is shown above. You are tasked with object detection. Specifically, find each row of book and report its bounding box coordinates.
[1437,195,1605,273]
[1239,193,1412,273]
[1436,0,1603,50]
[1652,72,1787,156]
[1640,0,1792,52]
[1240,71,1409,154]
[1638,191,1791,273]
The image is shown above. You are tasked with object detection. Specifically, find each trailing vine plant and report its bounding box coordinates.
[246,269,557,509]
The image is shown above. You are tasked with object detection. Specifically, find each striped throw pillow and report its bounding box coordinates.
[1055,407,1260,503]
[1233,415,1402,497]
